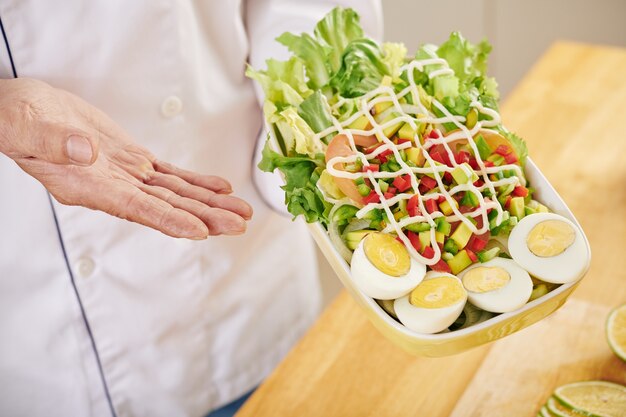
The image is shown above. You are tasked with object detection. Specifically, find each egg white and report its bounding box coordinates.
[350,237,426,300]
[508,213,589,284]
[393,272,467,334]
[458,257,533,313]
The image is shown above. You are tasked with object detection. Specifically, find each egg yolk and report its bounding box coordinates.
[364,233,411,277]
[526,220,575,257]
[462,267,510,293]
[409,277,465,308]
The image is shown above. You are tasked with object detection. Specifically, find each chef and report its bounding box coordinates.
[0,1,381,416]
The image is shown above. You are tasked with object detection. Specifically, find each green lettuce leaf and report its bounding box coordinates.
[276,32,331,90]
[273,107,323,157]
[245,57,311,109]
[329,38,390,98]
[313,7,364,72]
[258,141,330,224]
[501,130,528,166]
[297,91,334,143]
[382,42,408,80]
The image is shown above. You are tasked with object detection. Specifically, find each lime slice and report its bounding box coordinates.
[606,304,626,362]
[547,397,586,417]
[554,381,626,417]
[539,405,553,417]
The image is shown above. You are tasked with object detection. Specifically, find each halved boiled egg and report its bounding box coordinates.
[508,213,589,284]
[458,257,532,313]
[394,272,467,334]
[350,232,426,300]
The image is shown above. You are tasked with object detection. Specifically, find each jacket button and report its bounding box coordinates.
[161,95,183,118]
[76,257,95,279]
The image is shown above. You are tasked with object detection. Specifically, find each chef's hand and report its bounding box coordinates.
[0,78,252,239]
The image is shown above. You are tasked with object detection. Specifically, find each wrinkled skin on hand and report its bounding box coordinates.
[0,78,252,239]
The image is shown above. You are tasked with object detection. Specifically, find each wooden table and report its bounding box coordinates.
[236,42,626,417]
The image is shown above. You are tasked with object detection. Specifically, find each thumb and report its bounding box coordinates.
[32,128,99,166]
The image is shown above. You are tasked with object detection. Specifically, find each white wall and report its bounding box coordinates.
[383,0,626,97]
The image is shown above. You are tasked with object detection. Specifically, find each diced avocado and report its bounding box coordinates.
[435,217,452,236]
[486,154,505,166]
[447,250,473,275]
[451,163,479,185]
[419,230,431,249]
[497,183,515,197]
[363,208,382,221]
[344,230,373,250]
[474,134,492,160]
[398,123,418,140]
[509,196,525,219]
[348,115,371,131]
[373,101,393,115]
[405,222,431,233]
[398,149,407,162]
[439,198,458,216]
[380,113,403,138]
[443,238,459,255]
[393,210,405,221]
[435,231,445,245]
[461,191,479,208]
[537,204,549,213]
[450,222,473,249]
[406,147,424,167]
[477,247,500,263]
[524,206,537,216]
[529,283,549,301]
[465,108,478,129]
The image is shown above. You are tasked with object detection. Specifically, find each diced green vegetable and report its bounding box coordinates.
[378,179,389,193]
[357,184,371,196]
[477,247,500,263]
[435,217,452,235]
[461,191,479,208]
[509,196,525,219]
[444,238,459,255]
[474,134,492,160]
[405,222,431,233]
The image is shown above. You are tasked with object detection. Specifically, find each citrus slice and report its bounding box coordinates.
[554,381,626,417]
[547,397,586,417]
[606,304,626,362]
[538,405,553,417]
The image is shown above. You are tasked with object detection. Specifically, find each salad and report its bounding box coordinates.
[247,8,589,334]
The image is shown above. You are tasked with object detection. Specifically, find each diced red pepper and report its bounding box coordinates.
[364,164,380,172]
[443,172,454,183]
[396,138,412,145]
[422,245,435,259]
[378,149,394,163]
[495,145,511,156]
[407,195,420,217]
[428,129,440,139]
[419,176,437,191]
[387,187,397,195]
[504,195,512,209]
[407,231,421,252]
[512,185,529,197]
[430,151,445,164]
[431,259,452,273]
[468,157,479,170]
[466,249,478,263]
[483,160,495,167]
[455,151,471,164]
[363,191,380,204]
[396,236,404,244]
[383,192,395,200]
[424,199,438,214]
[392,175,412,193]
[473,179,484,187]
[467,235,488,252]
[504,153,518,164]
[437,194,447,204]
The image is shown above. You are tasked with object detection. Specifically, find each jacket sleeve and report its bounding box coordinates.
[245,0,383,216]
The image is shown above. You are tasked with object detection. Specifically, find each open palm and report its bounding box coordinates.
[0,78,252,239]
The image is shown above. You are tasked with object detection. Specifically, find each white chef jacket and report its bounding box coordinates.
[0,1,382,417]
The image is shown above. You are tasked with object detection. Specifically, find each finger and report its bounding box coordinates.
[153,159,233,194]
[139,184,247,236]
[30,123,99,166]
[102,182,209,239]
[145,172,253,220]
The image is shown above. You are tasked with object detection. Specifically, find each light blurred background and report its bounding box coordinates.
[317,0,626,306]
